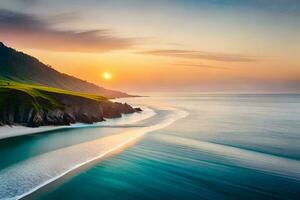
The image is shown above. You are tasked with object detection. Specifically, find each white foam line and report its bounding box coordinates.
[0,108,188,200]
[13,134,142,200]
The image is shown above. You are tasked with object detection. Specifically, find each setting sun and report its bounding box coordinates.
[102,72,112,80]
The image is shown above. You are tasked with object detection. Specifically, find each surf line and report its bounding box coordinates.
[15,133,145,200]
[2,108,188,200]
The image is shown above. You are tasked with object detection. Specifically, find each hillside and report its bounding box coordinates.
[0,42,130,98]
[0,81,141,127]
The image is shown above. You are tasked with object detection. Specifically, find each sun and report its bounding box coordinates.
[102,72,112,80]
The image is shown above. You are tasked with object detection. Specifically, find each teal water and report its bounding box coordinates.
[1,94,300,199]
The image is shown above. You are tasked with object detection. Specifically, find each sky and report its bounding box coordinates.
[0,0,299,92]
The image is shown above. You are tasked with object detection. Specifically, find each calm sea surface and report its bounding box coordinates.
[0,93,299,200]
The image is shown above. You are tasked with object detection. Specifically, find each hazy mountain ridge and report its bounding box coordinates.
[0,42,130,98]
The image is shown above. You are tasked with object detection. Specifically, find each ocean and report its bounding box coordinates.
[0,93,299,200]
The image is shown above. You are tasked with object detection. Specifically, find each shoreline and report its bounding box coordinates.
[0,106,154,141]
[0,106,188,200]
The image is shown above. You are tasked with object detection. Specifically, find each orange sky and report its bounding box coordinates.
[1,0,299,92]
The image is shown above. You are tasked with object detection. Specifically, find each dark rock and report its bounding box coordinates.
[134,107,142,112]
[0,91,141,127]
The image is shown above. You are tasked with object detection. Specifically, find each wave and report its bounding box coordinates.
[154,135,300,181]
[0,107,188,200]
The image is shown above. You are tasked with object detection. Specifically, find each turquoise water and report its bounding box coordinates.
[1,94,300,199]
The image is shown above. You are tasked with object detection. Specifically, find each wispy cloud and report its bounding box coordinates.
[139,49,258,62]
[171,62,228,70]
[15,0,41,5]
[0,9,134,52]
[47,11,80,24]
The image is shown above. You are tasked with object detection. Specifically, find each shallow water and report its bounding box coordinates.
[1,94,300,200]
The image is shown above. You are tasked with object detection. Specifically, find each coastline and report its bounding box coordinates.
[0,106,154,141]
[0,105,188,200]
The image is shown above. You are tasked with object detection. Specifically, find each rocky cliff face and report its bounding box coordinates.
[0,90,141,127]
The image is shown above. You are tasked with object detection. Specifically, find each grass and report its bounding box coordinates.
[0,80,107,112]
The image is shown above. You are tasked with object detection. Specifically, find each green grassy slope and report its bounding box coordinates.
[0,80,107,112]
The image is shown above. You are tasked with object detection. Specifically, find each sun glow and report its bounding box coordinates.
[102,72,112,80]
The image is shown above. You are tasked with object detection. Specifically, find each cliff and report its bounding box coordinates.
[0,82,141,127]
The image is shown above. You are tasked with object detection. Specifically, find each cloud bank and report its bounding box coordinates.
[0,9,134,52]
